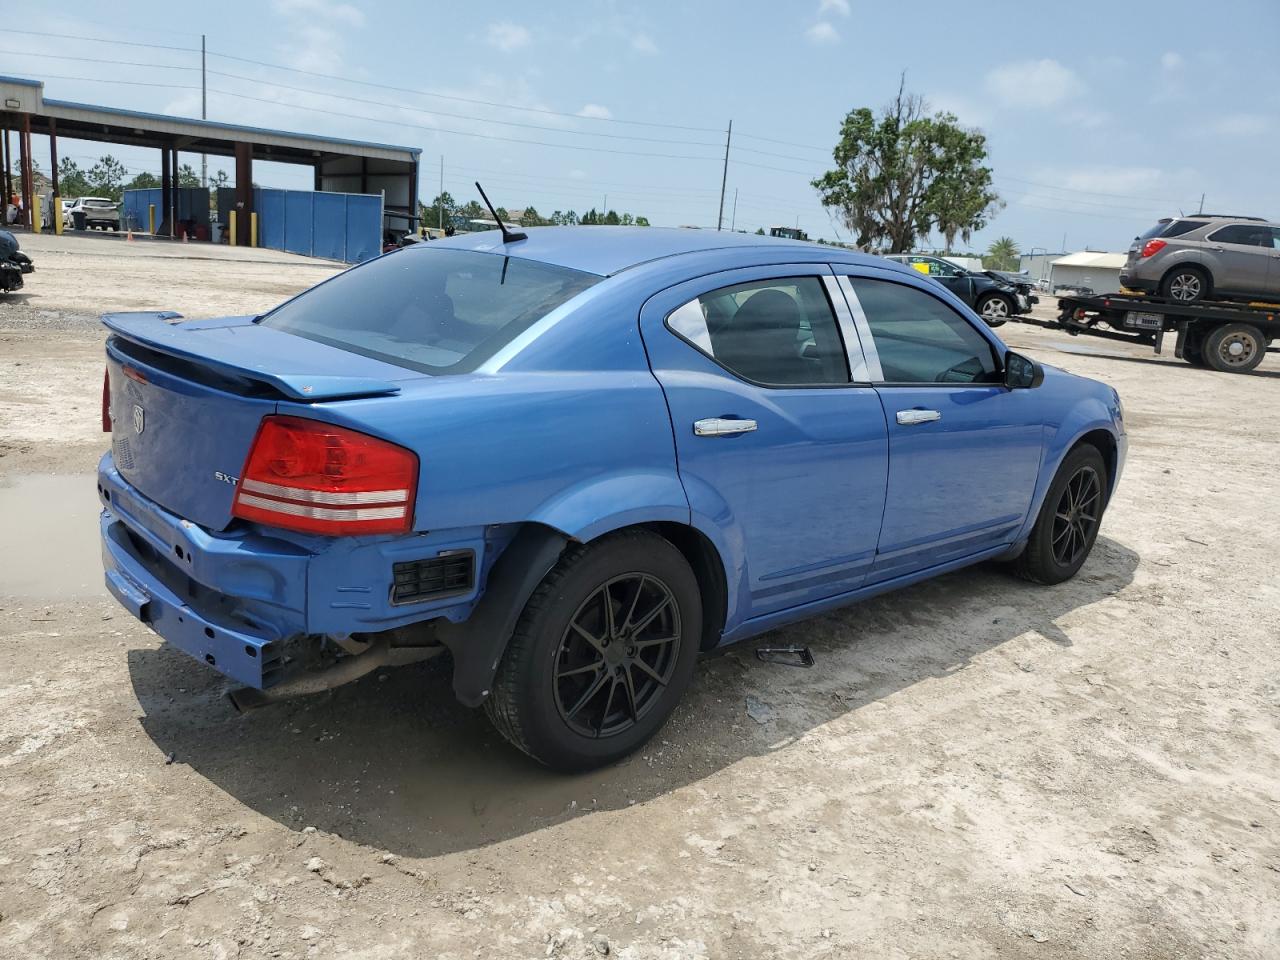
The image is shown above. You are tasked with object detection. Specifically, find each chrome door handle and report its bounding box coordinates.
[693,417,758,437]
[896,409,941,426]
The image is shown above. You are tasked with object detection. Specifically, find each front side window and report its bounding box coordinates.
[848,278,999,384]
[260,248,600,375]
[1208,224,1271,247]
[666,277,849,386]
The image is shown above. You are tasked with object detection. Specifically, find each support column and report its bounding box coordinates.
[360,156,368,194]
[48,118,59,198]
[408,159,418,234]
[160,145,171,237]
[313,163,322,192]
[1,125,10,218]
[234,142,253,247]
[171,146,180,233]
[20,113,34,228]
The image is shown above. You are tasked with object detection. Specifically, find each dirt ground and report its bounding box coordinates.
[1,232,1278,960]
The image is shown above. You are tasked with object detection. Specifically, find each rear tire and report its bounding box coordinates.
[1013,445,1108,585]
[1202,323,1266,374]
[1159,265,1209,303]
[484,529,702,772]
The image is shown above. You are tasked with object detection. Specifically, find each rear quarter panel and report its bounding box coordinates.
[276,279,688,542]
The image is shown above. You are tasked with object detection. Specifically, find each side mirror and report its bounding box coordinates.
[1004,351,1044,389]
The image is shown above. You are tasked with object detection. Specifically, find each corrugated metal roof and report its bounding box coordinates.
[1,76,419,162]
[1052,251,1127,269]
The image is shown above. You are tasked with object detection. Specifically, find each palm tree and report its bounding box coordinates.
[986,236,1020,271]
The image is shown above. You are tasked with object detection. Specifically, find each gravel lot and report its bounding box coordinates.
[1,232,1278,959]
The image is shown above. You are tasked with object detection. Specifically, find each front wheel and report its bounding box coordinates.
[484,530,702,771]
[976,293,1012,326]
[1013,445,1108,585]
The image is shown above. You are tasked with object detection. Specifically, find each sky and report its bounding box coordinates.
[3,0,1279,254]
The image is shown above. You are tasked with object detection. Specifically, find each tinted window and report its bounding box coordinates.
[1209,224,1272,246]
[667,277,849,385]
[1138,219,1206,241]
[260,248,599,375]
[849,278,999,384]
[1161,219,1206,238]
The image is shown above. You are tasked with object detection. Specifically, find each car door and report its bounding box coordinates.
[1268,227,1280,295]
[639,265,889,620]
[902,256,974,305]
[830,269,1045,582]
[1205,224,1273,294]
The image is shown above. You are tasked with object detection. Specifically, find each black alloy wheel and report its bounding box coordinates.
[553,573,681,738]
[1050,465,1101,568]
[1012,443,1108,585]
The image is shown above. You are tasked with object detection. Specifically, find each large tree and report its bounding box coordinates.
[812,78,1000,253]
[87,155,129,200]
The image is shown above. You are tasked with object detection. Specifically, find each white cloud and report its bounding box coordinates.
[1212,113,1269,136]
[984,59,1083,107]
[818,0,851,14]
[569,169,587,180]
[577,103,613,120]
[1057,166,1165,195]
[271,0,363,27]
[1160,51,1183,71]
[806,22,840,44]
[631,33,659,55]
[486,21,531,52]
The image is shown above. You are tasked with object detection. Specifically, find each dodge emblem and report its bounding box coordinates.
[132,404,145,434]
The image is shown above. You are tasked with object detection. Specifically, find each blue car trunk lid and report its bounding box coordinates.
[103,312,414,532]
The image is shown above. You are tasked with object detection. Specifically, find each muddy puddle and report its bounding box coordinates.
[0,474,104,597]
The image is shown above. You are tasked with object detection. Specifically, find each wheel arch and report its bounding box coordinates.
[1071,428,1119,499]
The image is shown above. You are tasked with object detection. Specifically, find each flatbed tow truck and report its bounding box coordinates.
[1013,291,1280,374]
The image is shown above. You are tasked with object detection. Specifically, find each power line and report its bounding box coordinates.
[205,69,723,148]
[0,48,200,71]
[5,27,198,54]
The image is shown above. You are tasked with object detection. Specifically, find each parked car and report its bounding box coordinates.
[67,196,120,231]
[0,228,34,292]
[1120,215,1280,303]
[99,228,1125,771]
[883,254,1034,325]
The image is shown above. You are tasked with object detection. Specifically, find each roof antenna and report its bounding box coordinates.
[475,182,527,243]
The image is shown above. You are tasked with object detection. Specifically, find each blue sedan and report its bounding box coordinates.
[99,227,1125,770]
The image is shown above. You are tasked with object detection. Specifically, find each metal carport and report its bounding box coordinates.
[1,75,419,244]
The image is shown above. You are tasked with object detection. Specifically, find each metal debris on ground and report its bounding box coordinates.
[755,645,815,667]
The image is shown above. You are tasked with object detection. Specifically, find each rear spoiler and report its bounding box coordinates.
[101,312,402,402]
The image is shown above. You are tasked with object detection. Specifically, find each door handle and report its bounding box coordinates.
[896,409,941,426]
[693,417,757,437]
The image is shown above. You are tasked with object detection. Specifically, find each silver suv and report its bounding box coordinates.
[1121,215,1280,303]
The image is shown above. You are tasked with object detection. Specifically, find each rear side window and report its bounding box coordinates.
[259,248,599,375]
[1138,219,1206,240]
[1208,224,1272,246]
[848,278,999,384]
[666,277,849,386]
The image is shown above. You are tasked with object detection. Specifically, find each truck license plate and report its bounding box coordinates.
[1124,311,1163,330]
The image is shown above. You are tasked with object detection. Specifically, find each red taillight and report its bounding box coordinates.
[1140,239,1167,258]
[102,368,111,432]
[231,415,418,536]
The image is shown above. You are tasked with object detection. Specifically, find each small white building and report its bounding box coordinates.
[1049,251,1128,294]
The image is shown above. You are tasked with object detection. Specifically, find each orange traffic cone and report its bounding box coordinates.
[126,227,134,242]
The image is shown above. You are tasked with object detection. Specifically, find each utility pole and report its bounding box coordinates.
[730,188,738,232]
[200,34,207,187]
[438,155,444,231]
[717,119,732,231]
[603,193,608,214]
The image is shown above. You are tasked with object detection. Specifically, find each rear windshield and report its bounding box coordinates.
[259,247,600,375]
[1137,219,1206,241]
